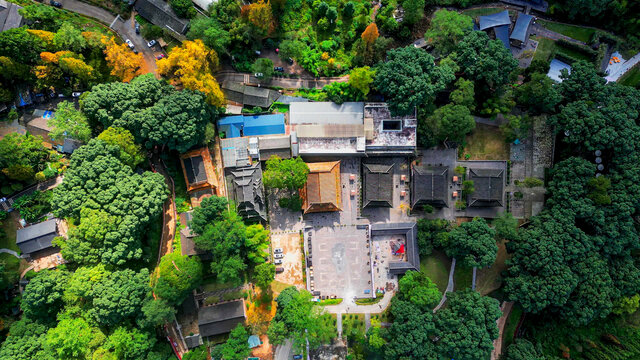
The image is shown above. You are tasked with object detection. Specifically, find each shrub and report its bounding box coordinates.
[204,296,220,305]
[523,177,543,187]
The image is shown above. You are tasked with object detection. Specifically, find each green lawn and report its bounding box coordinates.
[454,265,473,291]
[620,65,640,88]
[475,240,509,296]
[461,7,504,18]
[0,213,19,252]
[533,36,555,62]
[502,304,523,349]
[555,44,593,63]
[420,250,451,293]
[536,19,595,43]
[460,124,510,161]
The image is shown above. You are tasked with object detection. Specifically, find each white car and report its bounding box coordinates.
[147,39,157,48]
[274,247,283,254]
[125,39,134,49]
[72,92,82,97]
[274,259,283,265]
[274,253,284,259]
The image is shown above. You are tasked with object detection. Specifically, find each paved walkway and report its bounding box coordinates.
[491,301,515,360]
[322,290,395,314]
[336,312,343,337]
[0,249,20,257]
[531,23,586,46]
[364,313,371,332]
[433,258,456,312]
[606,52,640,82]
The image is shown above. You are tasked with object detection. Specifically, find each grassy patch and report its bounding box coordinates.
[461,7,504,18]
[420,250,451,293]
[0,253,20,279]
[460,124,510,160]
[533,36,555,62]
[270,280,293,295]
[318,298,343,306]
[269,102,289,114]
[201,279,236,293]
[536,20,595,43]
[0,214,18,252]
[502,304,523,349]
[342,313,366,335]
[620,65,640,88]
[453,265,473,291]
[555,44,593,63]
[475,240,509,296]
[355,294,383,305]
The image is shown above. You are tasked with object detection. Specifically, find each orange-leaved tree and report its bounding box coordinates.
[156,39,225,107]
[361,23,379,46]
[102,36,144,82]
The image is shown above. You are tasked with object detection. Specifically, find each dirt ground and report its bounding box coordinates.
[251,335,273,360]
[476,240,510,295]
[271,232,305,289]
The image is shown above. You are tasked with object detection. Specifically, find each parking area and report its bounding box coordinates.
[271,232,305,288]
[307,225,373,299]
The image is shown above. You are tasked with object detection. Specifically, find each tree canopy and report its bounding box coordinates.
[48,100,91,142]
[374,46,455,116]
[444,217,497,268]
[21,269,69,320]
[189,195,229,235]
[153,251,203,305]
[263,156,310,190]
[425,9,472,55]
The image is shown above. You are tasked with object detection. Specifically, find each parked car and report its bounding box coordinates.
[125,39,134,49]
[147,40,157,48]
[274,259,283,265]
[274,66,284,72]
[133,49,139,54]
[50,0,62,8]
[255,50,261,55]
[72,92,82,97]
[274,247,283,254]
[274,253,284,259]
[254,72,263,78]
[275,267,284,273]
[287,57,294,65]
[135,22,140,34]
[293,355,303,360]
[156,54,166,60]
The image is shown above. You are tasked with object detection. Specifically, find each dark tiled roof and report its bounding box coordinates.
[468,168,504,207]
[134,0,189,35]
[182,155,207,185]
[510,13,533,43]
[478,10,510,30]
[370,223,420,275]
[362,163,393,208]
[411,165,448,208]
[198,300,246,337]
[16,219,58,254]
[229,163,266,222]
[185,335,202,349]
[222,83,279,108]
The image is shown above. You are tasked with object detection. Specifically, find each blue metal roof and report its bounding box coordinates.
[510,13,533,42]
[494,25,511,49]
[479,10,510,30]
[243,114,285,136]
[218,114,285,138]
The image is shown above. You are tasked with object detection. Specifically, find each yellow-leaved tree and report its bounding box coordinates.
[27,29,55,47]
[59,57,94,82]
[157,39,225,107]
[102,36,144,82]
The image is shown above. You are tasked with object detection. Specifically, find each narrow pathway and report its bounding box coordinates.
[0,249,20,258]
[18,265,34,293]
[531,23,586,45]
[491,301,515,360]
[364,313,371,333]
[433,258,456,312]
[336,312,343,338]
[472,267,477,291]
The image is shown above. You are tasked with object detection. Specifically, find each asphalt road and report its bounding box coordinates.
[274,339,294,360]
[56,0,160,74]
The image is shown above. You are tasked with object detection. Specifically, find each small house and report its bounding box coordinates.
[197,300,247,338]
[411,165,448,209]
[510,13,534,48]
[468,168,505,207]
[16,218,59,257]
[362,163,393,208]
[134,0,189,35]
[180,147,219,207]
